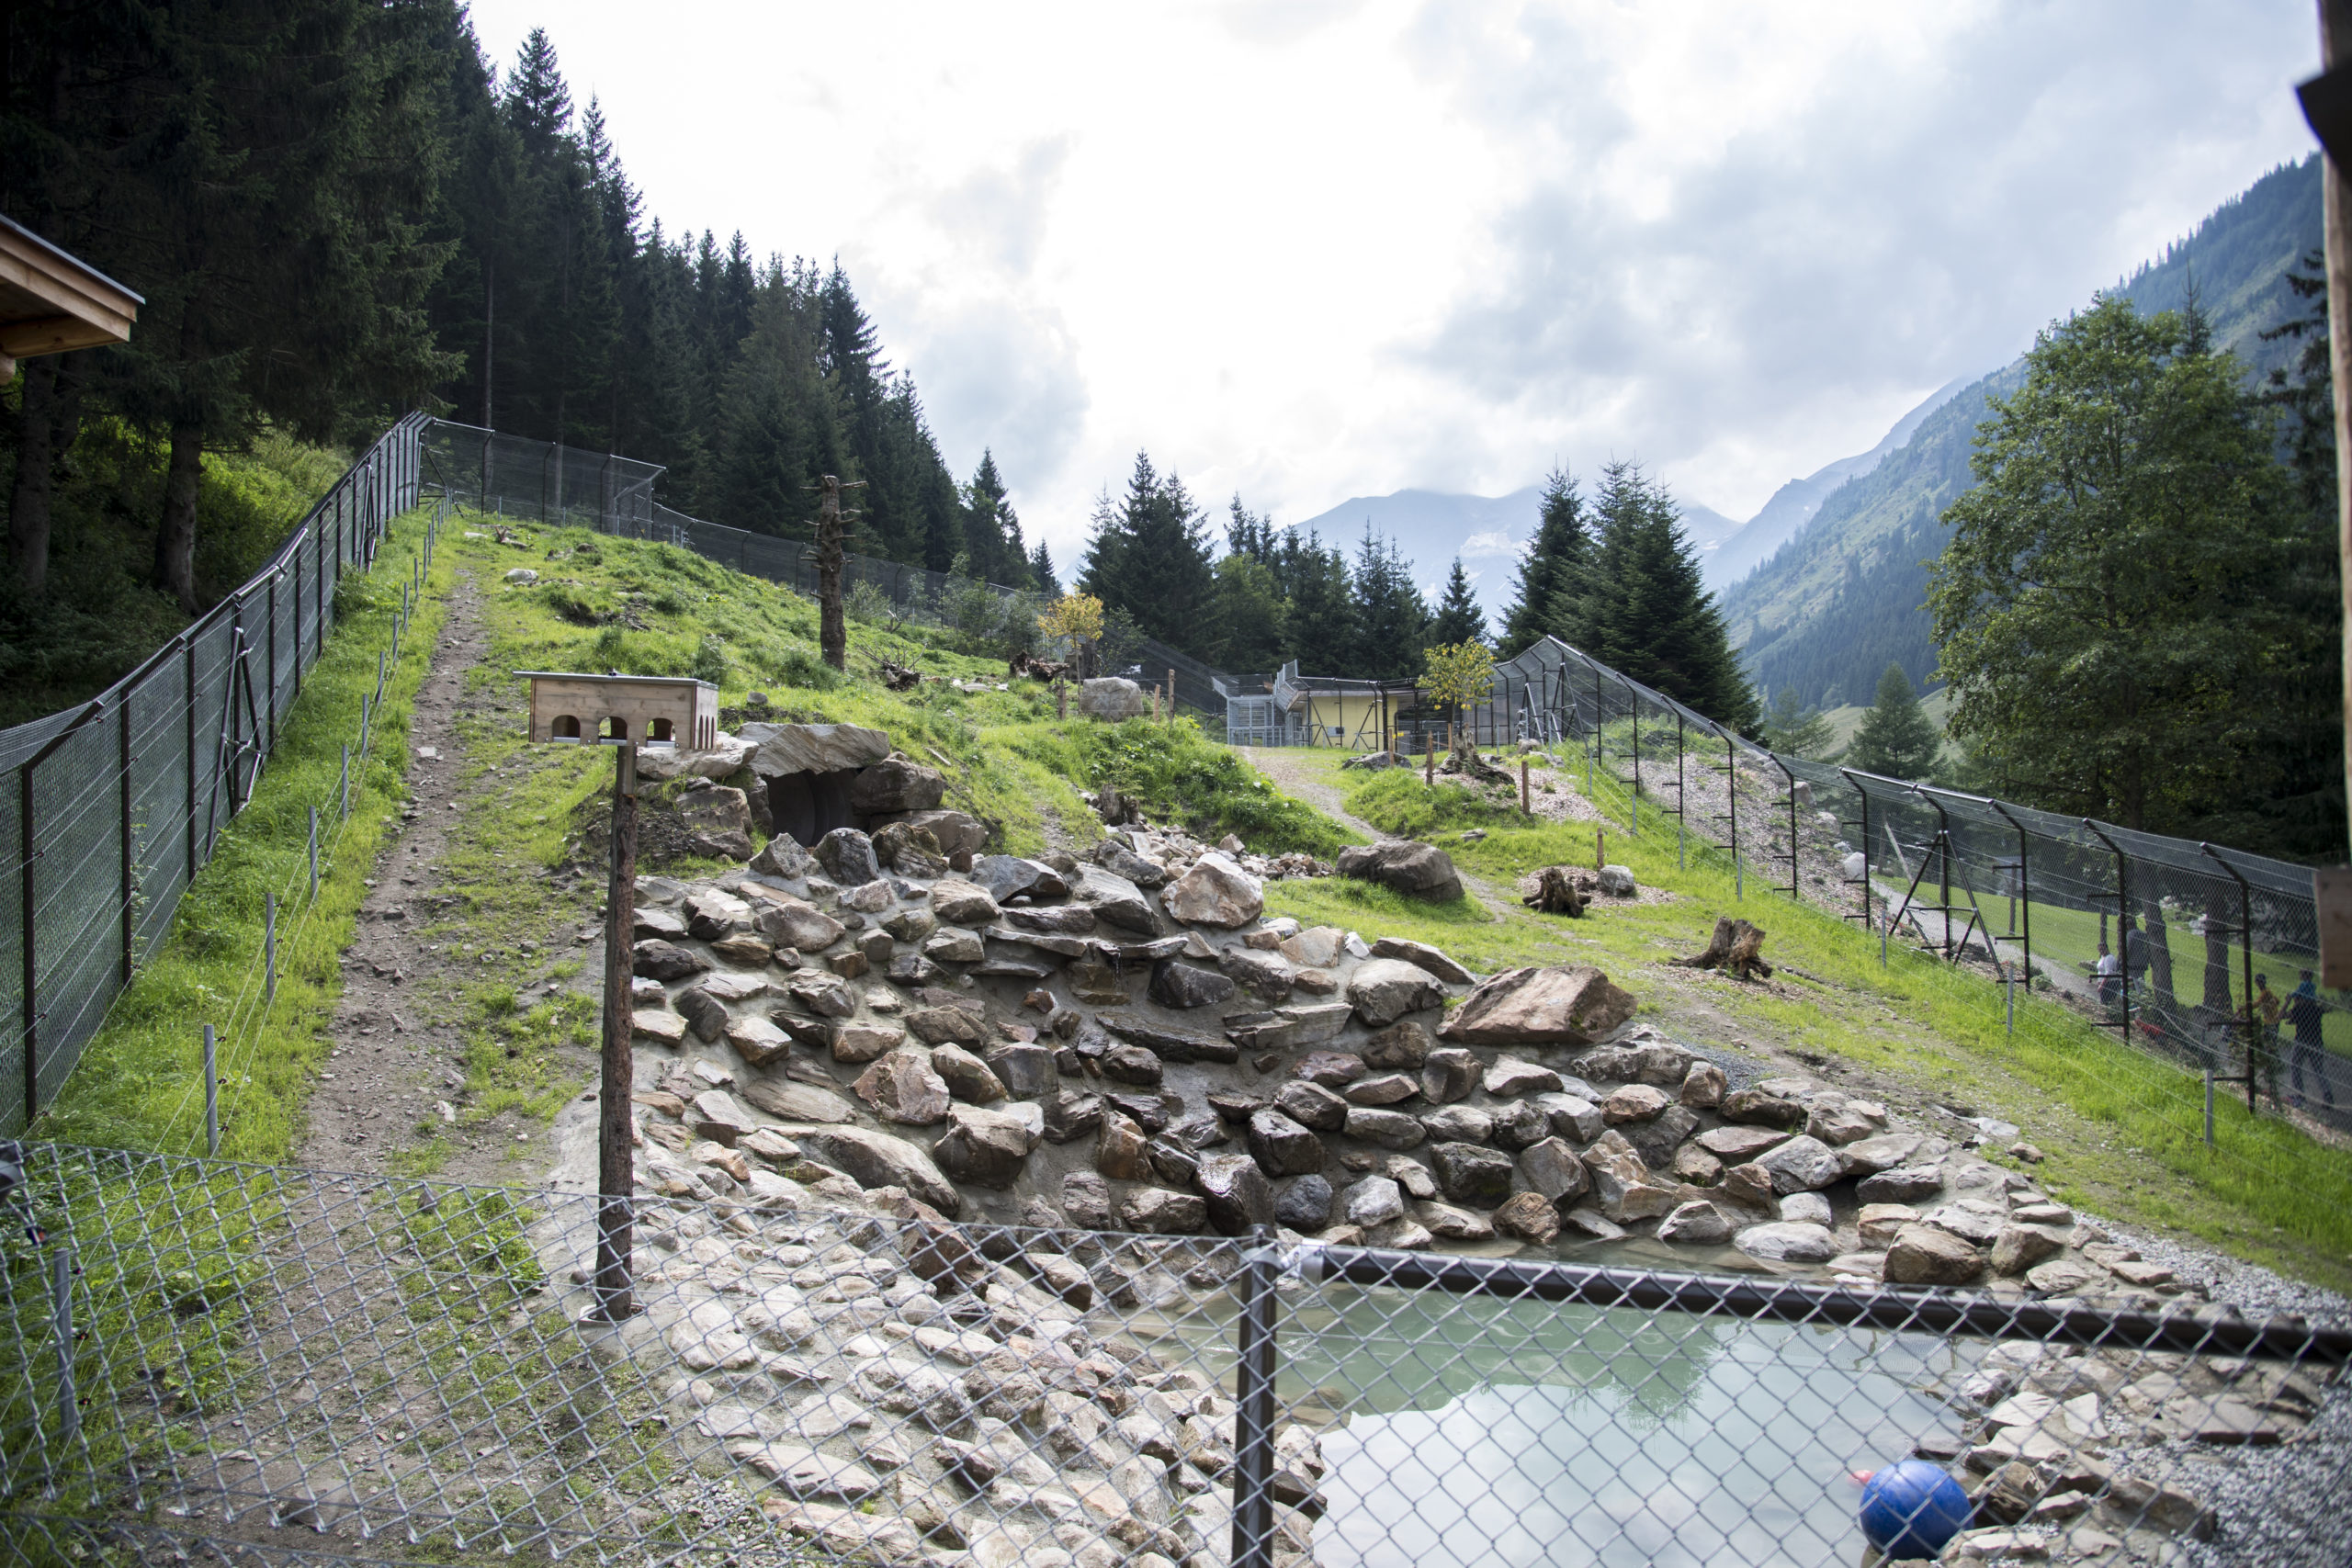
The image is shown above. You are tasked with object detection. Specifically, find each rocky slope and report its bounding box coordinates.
[589,729,2335,1564]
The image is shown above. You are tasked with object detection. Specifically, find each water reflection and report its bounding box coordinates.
[1283,1290,1968,1567]
[1133,1282,1973,1568]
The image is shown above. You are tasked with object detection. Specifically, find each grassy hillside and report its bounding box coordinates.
[35,517,1345,1157]
[0,423,348,729]
[1297,746,2352,1292]
[1726,156,2324,714]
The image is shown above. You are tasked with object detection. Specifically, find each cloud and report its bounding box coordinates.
[462,0,2322,550]
[1460,530,1519,558]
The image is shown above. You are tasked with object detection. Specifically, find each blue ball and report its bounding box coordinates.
[1858,1460,1972,1560]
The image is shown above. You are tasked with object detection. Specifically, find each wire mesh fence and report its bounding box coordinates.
[1,1140,2347,1566]
[0,416,432,1137]
[416,423,1056,655]
[1427,634,2352,1156]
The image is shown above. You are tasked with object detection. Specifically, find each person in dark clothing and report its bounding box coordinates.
[2287,970,2336,1111]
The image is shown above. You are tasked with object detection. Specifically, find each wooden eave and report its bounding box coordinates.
[0,213,141,367]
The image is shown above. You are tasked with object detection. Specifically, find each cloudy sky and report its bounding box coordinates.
[465,1,2323,561]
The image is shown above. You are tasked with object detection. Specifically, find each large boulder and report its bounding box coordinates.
[868,808,988,860]
[1430,1142,1513,1206]
[751,894,845,953]
[677,784,755,858]
[1885,1224,1986,1286]
[1438,965,1636,1046]
[1245,1110,1326,1177]
[929,879,1001,927]
[797,1125,961,1213]
[1075,866,1159,933]
[931,1105,1035,1189]
[745,722,892,778]
[814,829,881,886]
[1755,1134,1845,1194]
[848,757,946,815]
[1163,854,1263,927]
[1333,840,1463,902]
[852,1051,952,1125]
[1078,677,1151,720]
[636,730,757,783]
[1347,959,1447,1028]
[1197,1154,1277,1235]
[1733,1222,1838,1263]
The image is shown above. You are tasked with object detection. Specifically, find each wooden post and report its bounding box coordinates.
[1425,739,1434,786]
[1597,829,1606,873]
[1057,679,1068,720]
[1521,757,1531,815]
[2326,0,2352,851]
[1168,668,1177,725]
[595,740,639,1322]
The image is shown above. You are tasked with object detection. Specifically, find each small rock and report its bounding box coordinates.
[1733,1221,1838,1264]
[1341,1176,1406,1227]
[1419,1048,1481,1104]
[1601,1084,1671,1124]
[1245,1110,1326,1177]
[1430,1142,1514,1206]
[1494,1190,1563,1245]
[1657,1201,1735,1245]
[1884,1223,1984,1286]
[1778,1191,1833,1227]
[1273,1173,1333,1231]
[1347,959,1446,1028]
[1679,1061,1726,1109]
[1988,1224,2066,1277]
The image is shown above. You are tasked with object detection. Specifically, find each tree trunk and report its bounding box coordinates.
[816,474,847,671]
[8,356,61,595]
[155,423,205,613]
[1523,865,1587,917]
[1671,916,1774,980]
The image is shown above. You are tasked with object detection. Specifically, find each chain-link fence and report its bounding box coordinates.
[417,423,1054,650]
[0,417,433,1137]
[1452,635,2352,1149]
[2,1140,2346,1565]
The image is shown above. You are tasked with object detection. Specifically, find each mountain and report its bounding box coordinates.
[1702,377,1976,590]
[1286,485,1739,632]
[1283,487,1540,617]
[1722,154,2324,713]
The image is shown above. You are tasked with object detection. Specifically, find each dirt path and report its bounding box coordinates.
[294,575,598,1183]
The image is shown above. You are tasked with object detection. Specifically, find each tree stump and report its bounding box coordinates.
[1671,916,1774,980]
[878,661,922,692]
[1523,865,1587,918]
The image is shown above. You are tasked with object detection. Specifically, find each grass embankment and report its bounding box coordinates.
[34,506,450,1160]
[1262,745,2352,1292]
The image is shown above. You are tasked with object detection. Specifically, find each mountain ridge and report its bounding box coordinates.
[1721,153,2324,712]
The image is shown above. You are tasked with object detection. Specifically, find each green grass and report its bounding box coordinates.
[1017,717,1361,857]
[34,503,452,1159]
[1282,754,2352,1293]
[1347,764,1531,840]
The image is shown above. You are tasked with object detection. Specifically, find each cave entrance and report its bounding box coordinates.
[767,769,861,848]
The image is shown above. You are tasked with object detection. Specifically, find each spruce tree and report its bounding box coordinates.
[1499,466,1592,656]
[1583,460,1760,732]
[1078,452,1222,659]
[1426,558,1486,649]
[1349,526,1429,681]
[1278,529,1357,673]
[1848,663,1943,779]
[1030,540,1059,596]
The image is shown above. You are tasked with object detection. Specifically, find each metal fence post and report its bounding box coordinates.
[1726,729,1741,900]
[51,1247,77,1451]
[340,743,350,821]
[203,1022,218,1156]
[265,892,276,1005]
[309,807,319,901]
[21,753,39,1123]
[1231,1224,1279,1568]
[119,695,134,982]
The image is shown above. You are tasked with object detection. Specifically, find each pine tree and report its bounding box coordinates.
[1078,453,1222,659]
[1347,526,1429,681]
[1030,540,1059,596]
[1848,663,1942,779]
[1499,466,1592,656]
[1761,688,1837,759]
[1426,558,1486,649]
[1276,530,1357,674]
[1583,460,1759,732]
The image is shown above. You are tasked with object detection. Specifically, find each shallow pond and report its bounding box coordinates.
[1148,1276,1975,1567]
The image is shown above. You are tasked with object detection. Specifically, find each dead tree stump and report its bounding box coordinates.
[1523,865,1588,917]
[1672,916,1774,980]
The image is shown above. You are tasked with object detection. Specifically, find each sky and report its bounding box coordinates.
[463,1,2324,565]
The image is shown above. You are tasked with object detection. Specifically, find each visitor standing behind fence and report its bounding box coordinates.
[2288,971,2336,1111]
[2255,974,2286,1106]
[2095,942,2121,1011]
